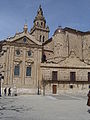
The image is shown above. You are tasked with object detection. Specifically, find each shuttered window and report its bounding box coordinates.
[70,72,76,81]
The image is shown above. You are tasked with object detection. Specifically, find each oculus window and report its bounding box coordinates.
[23,37,27,43]
[16,50,20,55]
[26,66,31,76]
[14,65,20,76]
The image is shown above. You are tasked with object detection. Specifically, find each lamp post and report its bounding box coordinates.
[37,80,40,95]
[43,81,45,96]
[0,75,1,97]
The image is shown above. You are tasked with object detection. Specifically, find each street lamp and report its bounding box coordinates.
[0,75,1,97]
[43,80,45,96]
[37,80,40,95]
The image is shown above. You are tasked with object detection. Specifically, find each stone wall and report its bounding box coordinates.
[42,83,89,95]
[41,67,90,81]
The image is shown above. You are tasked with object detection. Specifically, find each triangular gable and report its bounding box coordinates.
[7,32,42,46]
[12,36,36,45]
[58,51,89,67]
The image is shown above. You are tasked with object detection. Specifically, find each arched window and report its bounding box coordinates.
[26,66,31,76]
[37,22,39,26]
[40,35,42,42]
[41,22,43,26]
[88,72,90,81]
[42,54,47,62]
[14,65,20,76]
[43,36,45,42]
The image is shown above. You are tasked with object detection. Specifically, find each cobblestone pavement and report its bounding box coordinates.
[50,93,87,100]
[0,94,90,120]
[0,96,33,120]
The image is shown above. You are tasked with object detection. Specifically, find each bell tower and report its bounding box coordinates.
[30,5,50,43]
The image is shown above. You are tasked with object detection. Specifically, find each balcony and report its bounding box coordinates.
[42,79,90,84]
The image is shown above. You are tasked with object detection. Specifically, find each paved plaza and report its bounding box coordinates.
[0,93,90,120]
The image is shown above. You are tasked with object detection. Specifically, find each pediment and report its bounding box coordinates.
[13,36,36,45]
[25,59,34,65]
[7,32,42,46]
[58,51,88,67]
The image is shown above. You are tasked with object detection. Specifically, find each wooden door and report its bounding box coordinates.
[52,85,57,94]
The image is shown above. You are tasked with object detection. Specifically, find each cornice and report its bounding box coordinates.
[3,42,43,49]
[30,26,50,34]
[64,27,90,35]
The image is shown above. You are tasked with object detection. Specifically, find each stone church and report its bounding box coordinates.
[0,5,90,95]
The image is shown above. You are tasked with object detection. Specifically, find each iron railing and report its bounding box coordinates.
[42,79,90,84]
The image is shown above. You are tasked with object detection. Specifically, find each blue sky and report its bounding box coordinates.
[0,0,90,40]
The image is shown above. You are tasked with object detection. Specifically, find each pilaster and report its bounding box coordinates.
[21,47,26,85]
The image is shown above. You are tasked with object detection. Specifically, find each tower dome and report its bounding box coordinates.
[54,26,65,35]
[34,5,46,23]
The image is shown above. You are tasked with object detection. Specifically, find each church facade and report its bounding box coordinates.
[0,5,90,95]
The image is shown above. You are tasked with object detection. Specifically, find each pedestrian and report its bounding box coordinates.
[87,90,90,106]
[4,88,7,96]
[8,87,11,96]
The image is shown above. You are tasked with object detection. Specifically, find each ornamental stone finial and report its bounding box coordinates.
[23,24,28,33]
